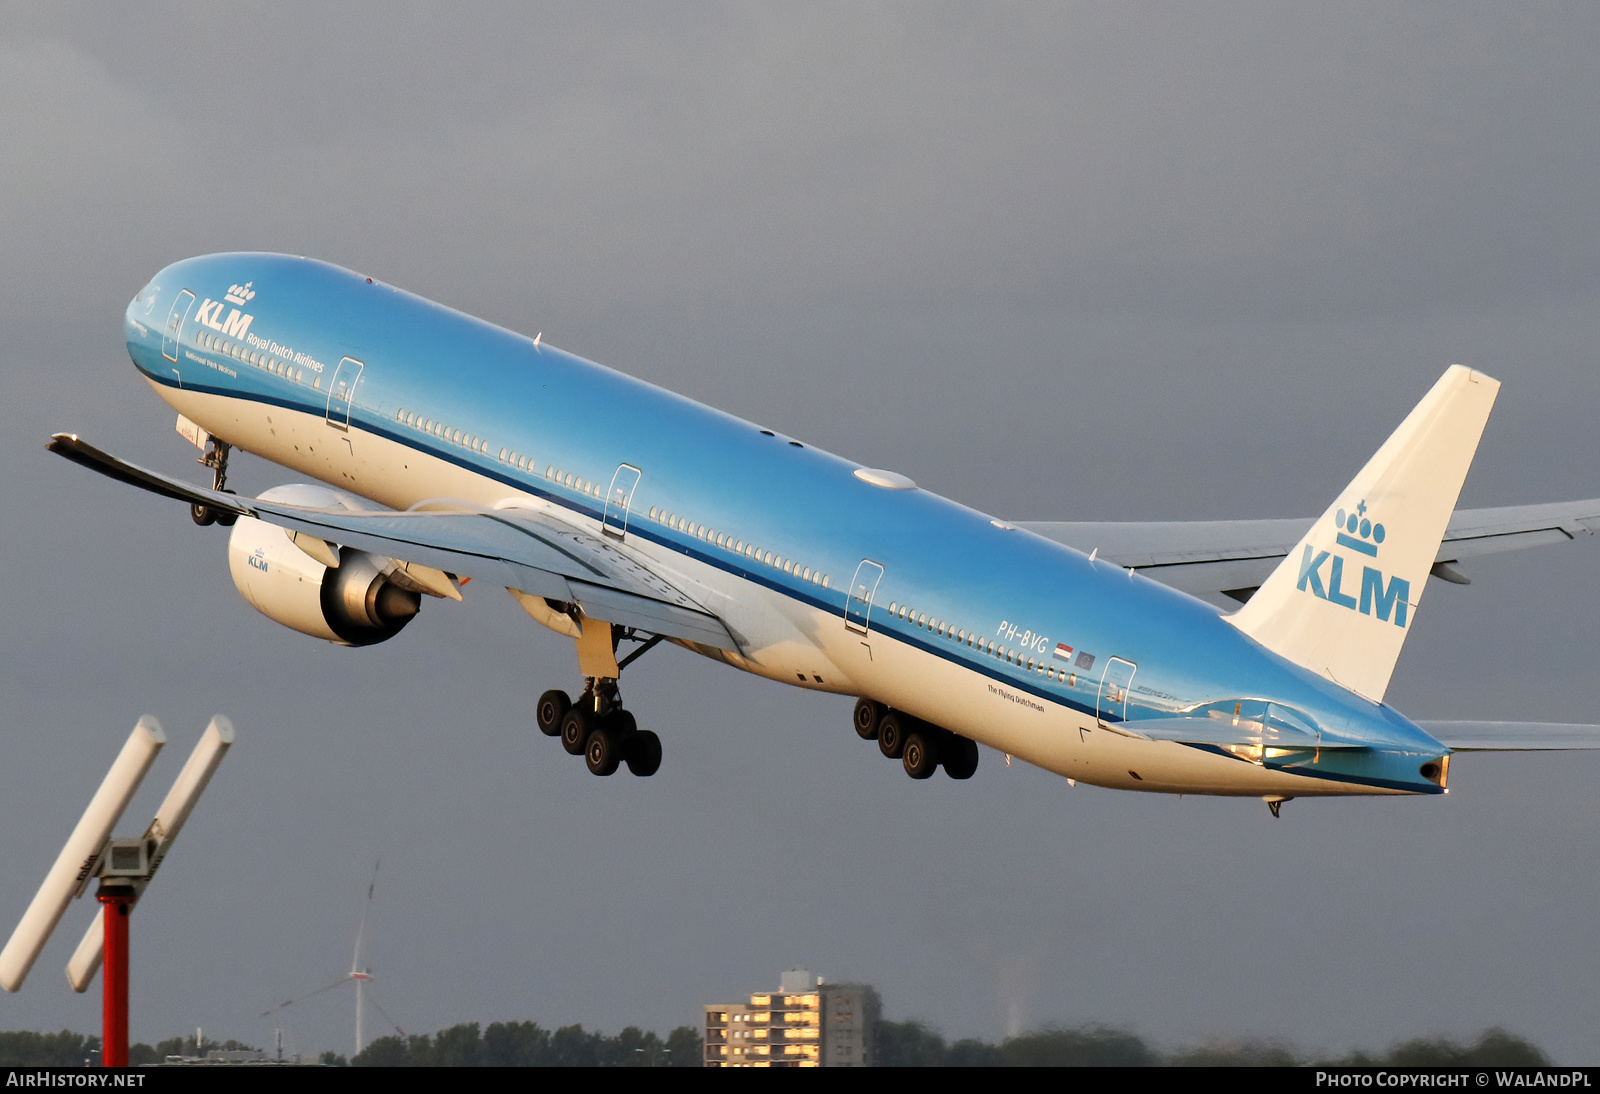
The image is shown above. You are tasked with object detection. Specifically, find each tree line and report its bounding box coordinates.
[0,1022,1550,1067]
[349,1021,700,1066]
[875,1021,1550,1067]
[0,1031,258,1067]
[0,1025,699,1067]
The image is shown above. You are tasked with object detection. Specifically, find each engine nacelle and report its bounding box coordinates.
[227,485,422,646]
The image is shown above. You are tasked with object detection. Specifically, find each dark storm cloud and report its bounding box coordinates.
[1,1,1598,1063]
[15,4,1600,326]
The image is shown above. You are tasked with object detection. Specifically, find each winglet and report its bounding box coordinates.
[1228,366,1499,701]
[47,434,251,516]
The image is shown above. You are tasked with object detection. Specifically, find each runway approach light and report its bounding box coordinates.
[0,716,234,1066]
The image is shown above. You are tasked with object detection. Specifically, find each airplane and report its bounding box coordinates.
[48,252,1600,815]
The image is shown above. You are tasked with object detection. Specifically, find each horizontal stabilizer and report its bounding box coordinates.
[1017,497,1600,607]
[1228,366,1499,702]
[1418,721,1600,752]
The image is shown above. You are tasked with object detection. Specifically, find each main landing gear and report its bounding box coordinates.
[536,627,665,778]
[853,698,979,781]
[189,438,238,528]
[537,682,662,777]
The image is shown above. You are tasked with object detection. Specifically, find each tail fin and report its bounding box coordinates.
[1229,365,1499,701]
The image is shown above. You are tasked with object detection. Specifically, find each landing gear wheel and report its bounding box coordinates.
[190,502,217,527]
[878,712,910,760]
[853,698,884,740]
[942,734,979,780]
[215,489,238,527]
[607,709,638,739]
[559,706,592,756]
[625,729,662,777]
[903,731,940,779]
[585,727,623,776]
[536,690,571,737]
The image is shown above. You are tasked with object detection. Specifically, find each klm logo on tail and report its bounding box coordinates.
[1295,500,1410,627]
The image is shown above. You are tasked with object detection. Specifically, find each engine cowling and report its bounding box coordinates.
[227,484,422,646]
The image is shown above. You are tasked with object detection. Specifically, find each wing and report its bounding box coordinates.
[1018,501,1600,607]
[48,434,736,651]
[1417,721,1600,752]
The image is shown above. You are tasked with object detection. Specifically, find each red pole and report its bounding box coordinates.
[97,882,135,1067]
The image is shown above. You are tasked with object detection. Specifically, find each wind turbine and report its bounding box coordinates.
[262,861,404,1058]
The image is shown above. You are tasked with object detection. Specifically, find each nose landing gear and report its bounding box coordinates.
[189,438,238,527]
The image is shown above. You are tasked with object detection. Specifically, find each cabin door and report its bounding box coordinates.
[325,357,364,430]
[1097,657,1137,727]
[844,560,884,635]
[603,464,642,539]
[161,289,196,362]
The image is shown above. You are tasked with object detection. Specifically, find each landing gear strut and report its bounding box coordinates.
[190,438,237,527]
[536,628,663,778]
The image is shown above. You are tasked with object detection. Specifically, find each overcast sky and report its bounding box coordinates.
[2,1,1599,1063]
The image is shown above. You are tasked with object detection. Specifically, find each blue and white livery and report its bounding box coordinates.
[53,253,1600,812]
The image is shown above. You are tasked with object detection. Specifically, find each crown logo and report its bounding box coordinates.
[224,282,256,306]
[1333,499,1385,557]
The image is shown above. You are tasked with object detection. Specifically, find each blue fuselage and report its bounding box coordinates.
[124,253,1449,797]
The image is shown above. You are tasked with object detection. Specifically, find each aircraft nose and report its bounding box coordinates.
[128,281,162,323]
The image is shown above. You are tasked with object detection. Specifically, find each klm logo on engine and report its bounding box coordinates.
[1295,500,1410,627]
[249,547,269,573]
[193,282,256,340]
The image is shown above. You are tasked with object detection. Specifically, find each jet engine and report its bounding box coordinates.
[227,484,427,646]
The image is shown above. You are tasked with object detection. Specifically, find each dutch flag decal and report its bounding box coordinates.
[1053,643,1074,662]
